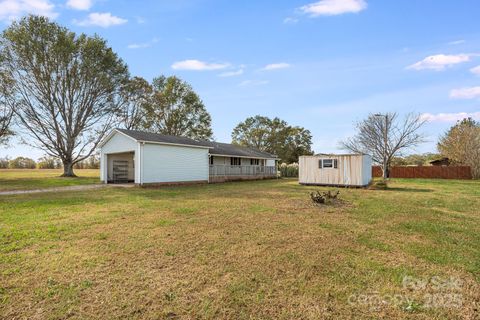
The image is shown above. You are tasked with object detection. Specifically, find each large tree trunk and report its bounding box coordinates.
[61,161,77,177]
[382,164,389,179]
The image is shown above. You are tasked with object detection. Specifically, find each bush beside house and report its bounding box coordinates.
[279,162,299,177]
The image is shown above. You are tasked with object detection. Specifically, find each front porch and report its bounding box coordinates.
[209,165,277,183]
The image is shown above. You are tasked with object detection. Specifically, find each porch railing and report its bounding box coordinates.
[209,165,276,177]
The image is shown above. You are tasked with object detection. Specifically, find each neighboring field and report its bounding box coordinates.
[0,169,99,191]
[0,176,479,319]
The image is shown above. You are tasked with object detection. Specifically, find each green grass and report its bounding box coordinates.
[0,175,479,319]
[0,169,99,191]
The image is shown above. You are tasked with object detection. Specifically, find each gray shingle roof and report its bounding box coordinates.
[202,141,277,159]
[116,129,277,159]
[117,129,211,148]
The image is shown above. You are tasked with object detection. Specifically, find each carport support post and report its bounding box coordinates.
[100,153,107,183]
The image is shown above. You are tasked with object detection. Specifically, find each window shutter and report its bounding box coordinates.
[334,159,338,168]
[319,160,323,168]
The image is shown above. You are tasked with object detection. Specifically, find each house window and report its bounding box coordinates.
[231,157,241,165]
[251,159,260,165]
[319,159,338,169]
[210,156,214,165]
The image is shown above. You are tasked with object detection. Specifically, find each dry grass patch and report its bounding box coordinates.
[0,178,479,319]
[0,169,99,191]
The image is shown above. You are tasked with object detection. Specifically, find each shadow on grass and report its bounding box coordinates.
[386,187,433,193]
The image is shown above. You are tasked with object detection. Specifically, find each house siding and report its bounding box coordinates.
[212,156,228,165]
[141,143,209,184]
[266,159,275,167]
[211,156,268,166]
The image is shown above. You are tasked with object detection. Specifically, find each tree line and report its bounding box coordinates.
[0,15,313,177]
[0,155,100,169]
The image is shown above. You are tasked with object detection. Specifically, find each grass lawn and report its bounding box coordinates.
[0,176,479,319]
[0,169,99,191]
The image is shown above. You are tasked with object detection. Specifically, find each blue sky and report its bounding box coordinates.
[1,0,480,160]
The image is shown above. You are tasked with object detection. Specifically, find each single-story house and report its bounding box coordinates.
[299,153,372,187]
[99,129,278,185]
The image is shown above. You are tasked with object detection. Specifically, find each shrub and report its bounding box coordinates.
[8,156,36,169]
[279,162,299,177]
[310,190,340,205]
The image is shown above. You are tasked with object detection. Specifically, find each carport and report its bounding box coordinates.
[106,152,135,183]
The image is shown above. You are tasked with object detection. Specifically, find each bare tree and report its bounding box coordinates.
[0,16,128,176]
[117,76,152,130]
[0,103,13,145]
[341,112,426,178]
[0,73,14,144]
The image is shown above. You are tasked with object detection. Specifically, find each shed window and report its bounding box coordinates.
[251,159,260,165]
[210,156,214,165]
[319,159,338,169]
[231,157,241,165]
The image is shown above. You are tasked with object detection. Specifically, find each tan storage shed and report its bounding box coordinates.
[299,154,372,187]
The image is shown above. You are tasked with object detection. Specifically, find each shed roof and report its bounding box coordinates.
[115,129,277,159]
[313,153,368,157]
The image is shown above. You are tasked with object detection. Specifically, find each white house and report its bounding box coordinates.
[299,153,372,187]
[99,129,278,185]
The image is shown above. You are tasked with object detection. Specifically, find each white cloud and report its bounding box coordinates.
[448,39,465,45]
[407,54,471,71]
[0,0,58,21]
[262,62,291,71]
[127,38,159,49]
[127,43,147,49]
[450,86,480,99]
[171,59,230,71]
[470,65,480,75]
[66,0,92,10]
[283,17,298,24]
[219,69,244,77]
[135,16,146,24]
[300,0,367,17]
[239,80,269,86]
[73,12,127,27]
[421,112,480,122]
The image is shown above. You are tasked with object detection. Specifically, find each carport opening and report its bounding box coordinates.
[107,152,135,184]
